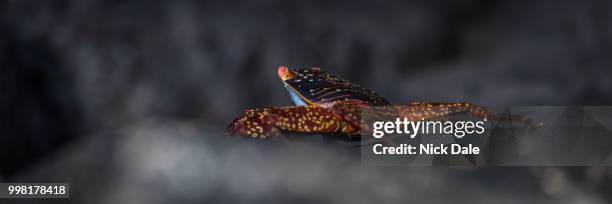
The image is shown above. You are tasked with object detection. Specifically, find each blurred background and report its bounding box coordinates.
[2,0,612,203]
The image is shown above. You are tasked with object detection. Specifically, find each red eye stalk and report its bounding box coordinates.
[278,66,288,76]
[277,65,295,80]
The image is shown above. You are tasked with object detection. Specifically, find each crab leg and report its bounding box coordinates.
[226,106,356,139]
[400,102,536,128]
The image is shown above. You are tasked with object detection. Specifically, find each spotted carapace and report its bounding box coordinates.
[226,66,537,140]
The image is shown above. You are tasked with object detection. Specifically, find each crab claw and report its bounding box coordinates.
[226,105,353,140]
[225,109,284,140]
[225,117,243,137]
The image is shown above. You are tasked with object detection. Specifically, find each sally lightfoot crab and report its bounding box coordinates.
[226,66,538,140]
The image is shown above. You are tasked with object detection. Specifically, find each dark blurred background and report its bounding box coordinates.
[2,0,612,203]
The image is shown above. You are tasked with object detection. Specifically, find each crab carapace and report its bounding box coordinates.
[226,66,536,140]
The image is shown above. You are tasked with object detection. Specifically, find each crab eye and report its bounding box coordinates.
[278,65,297,80]
[278,66,289,76]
